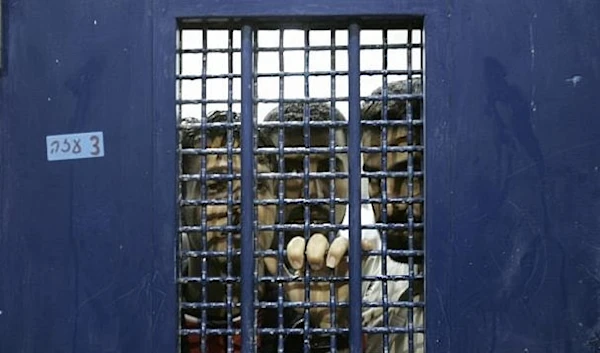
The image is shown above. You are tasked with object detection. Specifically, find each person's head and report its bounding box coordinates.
[181,111,277,262]
[262,102,348,230]
[361,78,423,259]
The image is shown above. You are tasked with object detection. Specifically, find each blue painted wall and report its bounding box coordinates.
[1,0,598,352]
[0,1,175,352]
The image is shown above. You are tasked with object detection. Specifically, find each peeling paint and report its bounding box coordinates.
[529,17,537,114]
[565,75,583,87]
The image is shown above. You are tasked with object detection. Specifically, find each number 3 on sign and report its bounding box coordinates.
[46,132,105,161]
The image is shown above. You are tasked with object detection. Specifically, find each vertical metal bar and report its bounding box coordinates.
[328,30,337,235]
[226,28,235,352]
[347,23,362,353]
[328,29,339,350]
[302,28,311,353]
[240,24,256,353]
[251,27,260,351]
[276,27,286,353]
[380,31,391,349]
[200,28,209,353]
[176,26,183,353]
[405,26,416,353]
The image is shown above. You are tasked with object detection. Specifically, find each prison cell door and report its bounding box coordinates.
[1,1,599,353]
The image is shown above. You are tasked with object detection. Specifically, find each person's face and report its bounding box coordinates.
[362,125,423,253]
[276,128,348,229]
[182,134,276,262]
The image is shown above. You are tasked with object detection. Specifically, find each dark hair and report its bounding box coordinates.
[361,77,423,123]
[261,102,348,145]
[180,111,277,172]
[263,102,347,123]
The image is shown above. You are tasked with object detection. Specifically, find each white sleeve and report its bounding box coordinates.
[336,202,408,301]
[336,181,381,248]
[335,169,413,351]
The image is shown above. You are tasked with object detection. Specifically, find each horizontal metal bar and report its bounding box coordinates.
[258,120,420,128]
[178,97,346,105]
[180,199,356,206]
[180,299,424,310]
[178,98,241,104]
[361,93,423,101]
[180,121,348,129]
[256,328,339,335]
[179,47,242,54]
[360,120,424,127]
[179,270,424,282]
[180,221,425,230]
[253,326,425,335]
[255,43,423,51]
[180,276,353,284]
[181,326,424,336]
[178,69,420,80]
[180,172,351,180]
[255,273,425,282]
[179,97,345,104]
[259,120,424,128]
[180,221,424,230]
[178,43,422,54]
[181,253,425,265]
[180,174,423,183]
[180,145,423,155]
[360,327,426,334]
[178,17,424,31]
[176,43,423,54]
[178,73,241,80]
[178,93,422,105]
[181,328,241,335]
[180,196,424,203]
[180,146,349,154]
[179,198,425,208]
[179,121,422,133]
[179,196,354,203]
[255,223,425,230]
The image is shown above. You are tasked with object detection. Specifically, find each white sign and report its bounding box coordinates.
[46,131,105,161]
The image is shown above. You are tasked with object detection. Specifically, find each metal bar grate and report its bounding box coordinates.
[177,19,424,353]
[240,24,257,350]
[348,22,363,353]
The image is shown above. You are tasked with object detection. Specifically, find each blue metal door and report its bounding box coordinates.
[1,1,599,352]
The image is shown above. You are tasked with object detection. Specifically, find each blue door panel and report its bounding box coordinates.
[425,1,600,352]
[0,1,176,352]
[1,0,599,352]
